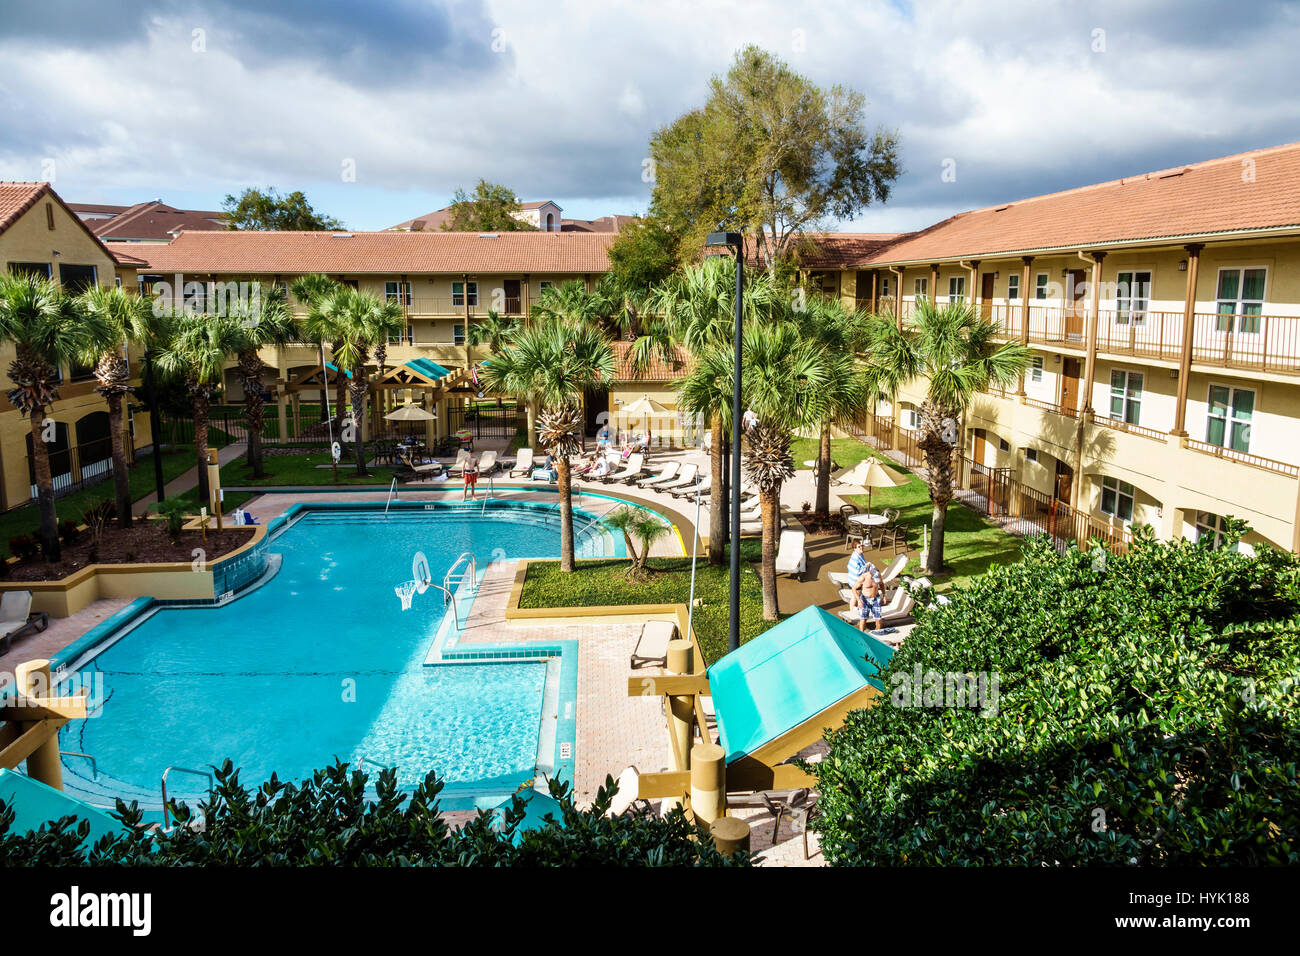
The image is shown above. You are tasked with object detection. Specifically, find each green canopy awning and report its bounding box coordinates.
[404,357,452,381]
[0,768,129,848]
[492,787,566,845]
[323,361,354,380]
[706,605,894,764]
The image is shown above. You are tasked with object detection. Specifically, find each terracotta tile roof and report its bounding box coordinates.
[611,341,690,381]
[0,181,51,234]
[561,214,637,234]
[859,141,1300,266]
[109,229,617,274]
[389,200,558,231]
[793,232,902,269]
[68,200,227,240]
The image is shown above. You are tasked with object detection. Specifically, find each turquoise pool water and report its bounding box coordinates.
[57,501,623,811]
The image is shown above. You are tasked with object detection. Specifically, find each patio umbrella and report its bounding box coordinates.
[621,395,668,440]
[384,401,435,440]
[833,458,908,511]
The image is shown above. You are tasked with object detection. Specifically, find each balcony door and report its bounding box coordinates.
[1059,357,1083,414]
[503,279,521,315]
[1054,459,1074,504]
[1066,269,1087,338]
[980,272,995,318]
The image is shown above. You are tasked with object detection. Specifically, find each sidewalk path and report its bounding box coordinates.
[130,443,248,517]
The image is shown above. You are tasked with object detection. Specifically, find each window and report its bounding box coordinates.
[913,277,928,299]
[900,403,920,430]
[182,281,207,314]
[1196,511,1231,550]
[1024,447,1039,463]
[1007,274,1020,300]
[453,323,466,345]
[1206,384,1253,453]
[46,203,55,230]
[1115,270,1152,325]
[1029,356,1044,384]
[451,281,478,308]
[7,262,51,279]
[1035,273,1049,299]
[879,277,891,298]
[948,276,965,302]
[539,280,554,292]
[1108,370,1143,424]
[1100,476,1135,523]
[384,281,412,306]
[1215,267,1266,333]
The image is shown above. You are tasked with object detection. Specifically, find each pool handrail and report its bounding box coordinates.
[444,552,477,596]
[161,765,215,829]
[384,476,399,515]
[61,750,98,780]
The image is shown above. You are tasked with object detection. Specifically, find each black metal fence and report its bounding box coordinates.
[26,436,119,500]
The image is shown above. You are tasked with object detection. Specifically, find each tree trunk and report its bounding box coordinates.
[526,399,538,445]
[707,413,725,566]
[760,484,781,620]
[928,501,948,576]
[241,353,267,479]
[194,390,211,507]
[334,375,346,438]
[557,456,575,572]
[350,381,369,475]
[815,420,832,514]
[30,411,60,561]
[106,393,132,528]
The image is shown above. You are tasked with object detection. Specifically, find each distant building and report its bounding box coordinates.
[67,200,227,242]
[388,199,633,234]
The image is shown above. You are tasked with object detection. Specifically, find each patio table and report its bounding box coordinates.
[847,513,890,528]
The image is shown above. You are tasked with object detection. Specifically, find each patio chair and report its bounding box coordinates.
[726,788,820,858]
[399,451,444,481]
[605,453,646,484]
[838,503,860,520]
[670,476,710,499]
[775,530,807,579]
[446,448,471,476]
[630,620,678,670]
[637,461,679,489]
[657,463,698,494]
[880,522,910,555]
[509,448,535,477]
[477,450,499,475]
[0,590,48,655]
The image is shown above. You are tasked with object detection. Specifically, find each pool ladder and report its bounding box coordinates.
[384,477,398,515]
[160,765,215,830]
[444,552,477,596]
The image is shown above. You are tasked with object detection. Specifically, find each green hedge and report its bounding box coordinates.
[813,526,1300,865]
[1,760,752,867]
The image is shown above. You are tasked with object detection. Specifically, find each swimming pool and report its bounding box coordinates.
[55,499,644,811]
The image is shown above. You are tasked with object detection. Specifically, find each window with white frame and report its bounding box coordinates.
[879,276,891,298]
[384,281,412,306]
[1035,273,1049,299]
[1206,384,1253,453]
[1029,356,1044,384]
[1100,476,1135,523]
[1108,369,1143,424]
[1215,267,1266,333]
[900,403,920,430]
[539,280,554,292]
[948,276,965,302]
[453,323,466,345]
[914,277,928,299]
[1024,447,1039,463]
[1007,274,1020,300]
[451,281,478,308]
[1195,511,1232,550]
[1114,270,1152,325]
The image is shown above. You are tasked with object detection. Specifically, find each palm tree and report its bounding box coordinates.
[656,256,778,566]
[79,285,154,528]
[605,505,672,579]
[860,300,1032,575]
[466,309,518,354]
[483,319,615,571]
[796,296,869,514]
[289,274,344,432]
[323,289,403,475]
[736,322,829,620]
[0,273,111,559]
[226,284,298,478]
[156,311,243,508]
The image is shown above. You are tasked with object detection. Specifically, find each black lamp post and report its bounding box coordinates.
[705,231,744,654]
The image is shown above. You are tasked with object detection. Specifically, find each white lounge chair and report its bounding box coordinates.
[447,448,471,476]
[839,586,915,627]
[775,530,807,579]
[657,463,698,494]
[670,476,710,499]
[631,619,678,669]
[477,450,499,475]
[607,766,654,817]
[509,448,535,476]
[0,590,48,655]
[829,553,909,590]
[637,461,679,489]
[605,453,646,484]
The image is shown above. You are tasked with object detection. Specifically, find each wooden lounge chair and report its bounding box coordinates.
[657,463,697,494]
[637,461,679,489]
[775,530,807,579]
[630,620,677,669]
[602,452,644,484]
[0,590,49,655]
[509,448,535,476]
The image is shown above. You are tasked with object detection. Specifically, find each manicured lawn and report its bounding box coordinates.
[0,450,195,557]
[811,437,1023,591]
[220,451,400,487]
[520,540,774,664]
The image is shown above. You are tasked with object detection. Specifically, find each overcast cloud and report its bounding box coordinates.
[1,0,1297,232]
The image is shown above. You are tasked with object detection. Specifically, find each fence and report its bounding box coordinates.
[26,437,119,500]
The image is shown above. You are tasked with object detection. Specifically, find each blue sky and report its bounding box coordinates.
[2,0,1297,233]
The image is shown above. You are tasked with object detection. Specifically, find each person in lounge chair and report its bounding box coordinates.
[590,456,612,479]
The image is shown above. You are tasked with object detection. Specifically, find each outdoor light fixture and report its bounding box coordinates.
[704,231,744,654]
[1178,259,1189,271]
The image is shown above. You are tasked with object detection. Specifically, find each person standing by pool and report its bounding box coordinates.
[597,422,611,451]
[463,460,479,499]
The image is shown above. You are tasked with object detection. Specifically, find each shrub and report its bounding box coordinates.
[156,498,188,541]
[7,535,38,562]
[813,525,1300,865]
[58,519,80,546]
[0,760,752,867]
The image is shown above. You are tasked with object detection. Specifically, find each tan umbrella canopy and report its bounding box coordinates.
[384,402,435,422]
[621,395,669,438]
[834,458,908,511]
